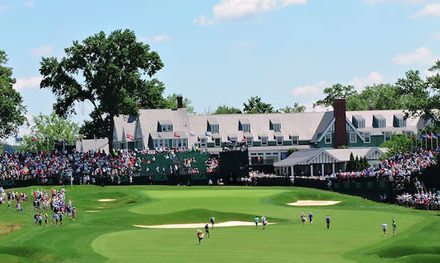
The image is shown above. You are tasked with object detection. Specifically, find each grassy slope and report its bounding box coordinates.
[0,186,438,262]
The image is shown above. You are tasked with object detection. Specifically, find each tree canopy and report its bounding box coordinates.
[243,96,275,114]
[0,50,27,141]
[164,93,195,114]
[40,29,165,151]
[315,84,356,107]
[18,113,79,152]
[279,102,306,113]
[213,105,242,114]
[396,61,440,126]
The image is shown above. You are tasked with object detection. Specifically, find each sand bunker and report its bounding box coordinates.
[98,199,115,202]
[85,210,101,213]
[133,221,276,229]
[287,200,341,206]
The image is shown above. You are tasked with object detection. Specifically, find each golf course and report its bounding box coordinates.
[0,185,439,262]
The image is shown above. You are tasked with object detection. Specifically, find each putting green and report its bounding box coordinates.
[0,186,438,262]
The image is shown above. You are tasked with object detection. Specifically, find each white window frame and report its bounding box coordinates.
[384,132,392,142]
[242,123,250,132]
[200,138,207,148]
[291,136,299,145]
[276,136,283,145]
[261,136,268,146]
[325,132,332,144]
[349,132,357,144]
[363,132,371,143]
[273,123,281,132]
[214,138,221,147]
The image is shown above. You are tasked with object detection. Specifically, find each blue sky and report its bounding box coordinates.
[1,0,440,136]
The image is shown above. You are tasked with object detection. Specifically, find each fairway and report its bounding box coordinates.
[0,186,439,262]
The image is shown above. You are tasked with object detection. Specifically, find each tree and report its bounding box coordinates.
[381,134,414,159]
[213,105,242,114]
[346,84,412,111]
[279,102,306,113]
[243,96,274,114]
[0,50,27,140]
[164,93,195,114]
[18,113,79,152]
[396,61,440,126]
[40,29,165,152]
[315,84,357,107]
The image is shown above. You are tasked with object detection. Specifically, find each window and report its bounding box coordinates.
[291,136,299,145]
[261,136,268,146]
[363,132,371,143]
[325,132,332,144]
[349,132,357,143]
[276,136,283,145]
[352,115,365,129]
[209,124,219,133]
[200,138,207,147]
[214,138,221,147]
[393,114,406,128]
[229,136,237,145]
[247,137,253,146]
[384,132,392,142]
[373,115,386,128]
[239,120,251,132]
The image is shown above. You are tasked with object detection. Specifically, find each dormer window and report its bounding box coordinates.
[393,114,406,128]
[228,135,238,145]
[373,115,386,128]
[352,115,365,129]
[270,119,281,132]
[239,119,250,132]
[290,135,299,145]
[259,135,268,146]
[199,137,207,148]
[274,132,283,145]
[158,120,173,132]
[207,119,220,133]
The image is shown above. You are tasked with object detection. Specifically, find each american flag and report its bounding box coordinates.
[126,134,134,141]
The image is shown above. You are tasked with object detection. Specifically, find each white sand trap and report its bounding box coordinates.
[287,200,341,206]
[85,210,101,213]
[133,221,276,229]
[98,199,115,202]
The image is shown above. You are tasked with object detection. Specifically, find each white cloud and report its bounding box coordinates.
[30,45,53,57]
[292,81,326,98]
[14,76,42,91]
[415,2,440,16]
[194,0,307,26]
[141,35,171,43]
[392,47,435,65]
[351,71,385,89]
[24,0,35,8]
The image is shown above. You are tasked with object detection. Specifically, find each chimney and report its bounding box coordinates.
[176,95,183,109]
[333,98,347,148]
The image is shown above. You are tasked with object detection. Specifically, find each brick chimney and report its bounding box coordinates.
[176,95,183,109]
[333,98,347,147]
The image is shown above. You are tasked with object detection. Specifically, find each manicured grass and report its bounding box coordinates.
[0,185,438,262]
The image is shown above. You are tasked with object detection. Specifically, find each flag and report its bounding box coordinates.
[418,134,426,140]
[174,132,180,138]
[15,137,23,143]
[126,134,134,141]
[426,133,431,140]
[431,133,438,139]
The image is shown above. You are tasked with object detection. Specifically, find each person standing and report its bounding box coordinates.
[325,215,331,229]
[210,216,215,228]
[382,223,388,237]
[196,229,204,244]
[392,219,397,236]
[261,216,267,230]
[300,213,306,225]
[205,223,210,238]
[254,216,259,228]
[308,212,313,224]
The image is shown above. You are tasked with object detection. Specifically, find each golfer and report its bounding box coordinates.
[254,216,259,228]
[261,216,267,230]
[392,219,397,236]
[196,229,204,244]
[382,223,388,237]
[325,215,331,229]
[210,216,215,228]
[300,213,306,225]
[205,223,210,238]
[308,212,313,224]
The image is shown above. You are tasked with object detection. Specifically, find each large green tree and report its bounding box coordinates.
[396,61,440,126]
[164,93,195,114]
[0,50,27,141]
[315,84,357,107]
[243,96,274,114]
[279,102,306,113]
[18,113,79,152]
[214,105,242,114]
[40,29,165,151]
[346,84,412,111]
[381,134,414,159]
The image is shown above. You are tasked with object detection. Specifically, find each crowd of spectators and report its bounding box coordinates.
[396,191,440,210]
